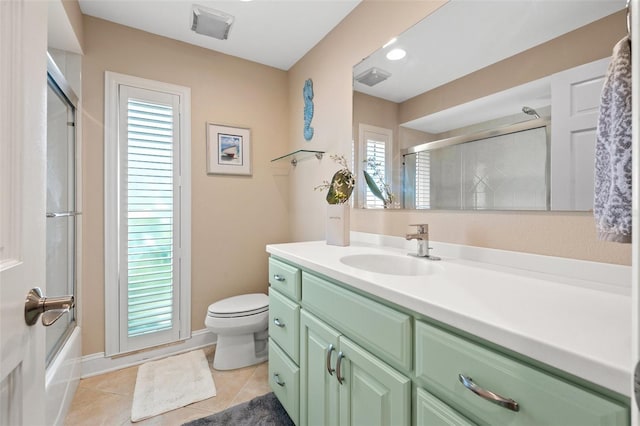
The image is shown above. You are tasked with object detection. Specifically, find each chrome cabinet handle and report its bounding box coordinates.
[273,274,285,282]
[24,287,74,326]
[46,211,82,218]
[326,344,335,376]
[273,373,285,387]
[336,352,345,385]
[458,374,519,412]
[273,318,285,328]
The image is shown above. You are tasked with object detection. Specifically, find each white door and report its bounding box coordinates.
[0,1,49,424]
[550,56,610,211]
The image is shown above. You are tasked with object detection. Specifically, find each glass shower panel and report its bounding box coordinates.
[45,82,76,365]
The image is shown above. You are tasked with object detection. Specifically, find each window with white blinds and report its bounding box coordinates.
[364,140,386,209]
[125,98,175,338]
[358,124,392,209]
[415,151,431,209]
[105,73,191,356]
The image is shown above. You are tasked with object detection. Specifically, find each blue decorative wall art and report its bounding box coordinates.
[303,78,314,141]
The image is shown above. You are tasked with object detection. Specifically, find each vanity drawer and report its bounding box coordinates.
[415,321,628,426]
[416,387,476,426]
[269,257,301,301]
[269,288,300,363]
[301,271,412,371]
[269,338,299,425]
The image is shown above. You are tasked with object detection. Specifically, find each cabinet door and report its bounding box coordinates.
[300,310,341,426]
[416,387,476,426]
[338,336,411,426]
[269,339,300,425]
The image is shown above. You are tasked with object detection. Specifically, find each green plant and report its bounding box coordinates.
[363,157,395,208]
[315,155,355,204]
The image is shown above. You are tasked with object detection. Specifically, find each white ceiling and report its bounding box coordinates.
[78,0,361,70]
[353,0,626,104]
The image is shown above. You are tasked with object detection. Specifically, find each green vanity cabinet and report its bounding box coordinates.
[416,388,475,426]
[300,310,411,426]
[269,339,300,423]
[415,321,628,426]
[268,257,302,425]
[301,271,412,372]
[269,257,301,301]
[299,309,340,426]
[266,255,630,426]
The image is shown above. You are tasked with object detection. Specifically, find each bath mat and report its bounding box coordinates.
[131,349,216,422]
[183,392,293,426]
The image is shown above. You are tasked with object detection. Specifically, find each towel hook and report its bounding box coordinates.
[626,0,631,35]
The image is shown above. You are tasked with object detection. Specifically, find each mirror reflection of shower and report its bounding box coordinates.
[522,106,541,119]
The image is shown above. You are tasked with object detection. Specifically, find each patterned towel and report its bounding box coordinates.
[594,36,632,243]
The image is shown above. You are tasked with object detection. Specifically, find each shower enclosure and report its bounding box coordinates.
[45,52,83,426]
[46,54,78,365]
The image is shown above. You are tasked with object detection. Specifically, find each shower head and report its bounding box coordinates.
[522,106,540,119]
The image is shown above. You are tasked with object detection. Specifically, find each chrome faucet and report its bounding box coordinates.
[406,224,440,260]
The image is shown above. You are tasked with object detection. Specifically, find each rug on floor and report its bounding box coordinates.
[183,392,294,426]
[131,349,216,422]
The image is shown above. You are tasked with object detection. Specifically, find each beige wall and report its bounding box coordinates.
[61,0,84,52]
[288,0,446,241]
[288,2,630,265]
[81,16,291,355]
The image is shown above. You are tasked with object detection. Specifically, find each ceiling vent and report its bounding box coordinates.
[191,5,235,40]
[354,67,391,87]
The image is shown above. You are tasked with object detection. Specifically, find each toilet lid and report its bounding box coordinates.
[207,293,268,318]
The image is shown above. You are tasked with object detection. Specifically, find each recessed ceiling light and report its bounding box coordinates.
[386,48,406,61]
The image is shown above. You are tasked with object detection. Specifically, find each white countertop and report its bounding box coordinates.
[266,235,631,396]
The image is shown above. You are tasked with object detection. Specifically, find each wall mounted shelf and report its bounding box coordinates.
[271,149,324,167]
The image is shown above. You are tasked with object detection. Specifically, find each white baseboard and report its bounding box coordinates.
[80,329,216,378]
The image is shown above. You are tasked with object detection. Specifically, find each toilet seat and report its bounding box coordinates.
[207,293,268,318]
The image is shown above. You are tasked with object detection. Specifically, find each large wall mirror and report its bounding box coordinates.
[352,0,627,211]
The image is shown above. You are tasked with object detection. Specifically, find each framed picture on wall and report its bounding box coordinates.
[206,123,252,176]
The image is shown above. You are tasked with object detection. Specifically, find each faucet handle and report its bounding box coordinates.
[409,224,429,234]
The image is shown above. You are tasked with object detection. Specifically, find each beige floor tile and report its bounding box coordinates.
[188,364,257,413]
[65,387,132,426]
[66,346,271,425]
[79,366,139,396]
[230,361,271,406]
[120,406,211,426]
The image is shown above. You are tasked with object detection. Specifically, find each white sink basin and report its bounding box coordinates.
[339,254,440,276]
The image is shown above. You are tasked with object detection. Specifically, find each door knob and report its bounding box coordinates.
[24,287,74,326]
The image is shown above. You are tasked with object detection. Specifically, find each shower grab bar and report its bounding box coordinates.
[46,211,82,218]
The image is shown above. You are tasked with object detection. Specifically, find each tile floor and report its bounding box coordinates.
[65,346,271,426]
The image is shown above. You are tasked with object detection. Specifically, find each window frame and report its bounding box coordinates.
[104,72,191,356]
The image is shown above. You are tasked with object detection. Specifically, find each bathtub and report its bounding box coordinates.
[45,327,82,426]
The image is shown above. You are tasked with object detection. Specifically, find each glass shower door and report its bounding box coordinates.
[45,73,77,365]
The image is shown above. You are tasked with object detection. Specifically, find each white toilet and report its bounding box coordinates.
[205,293,269,370]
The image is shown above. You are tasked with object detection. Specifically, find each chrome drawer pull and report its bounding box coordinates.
[336,352,345,385]
[273,373,285,387]
[326,344,335,376]
[273,318,285,328]
[458,374,519,412]
[273,274,286,282]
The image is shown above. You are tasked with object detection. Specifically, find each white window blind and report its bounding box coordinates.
[415,151,431,209]
[126,98,175,338]
[105,74,191,356]
[365,139,386,209]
